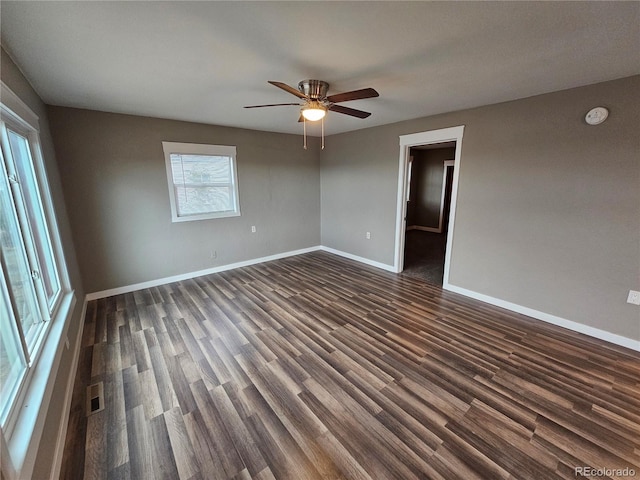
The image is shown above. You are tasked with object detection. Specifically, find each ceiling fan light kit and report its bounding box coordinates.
[301,101,327,121]
[245,79,379,149]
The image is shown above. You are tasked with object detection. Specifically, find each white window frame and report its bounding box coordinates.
[162,141,240,222]
[1,81,76,480]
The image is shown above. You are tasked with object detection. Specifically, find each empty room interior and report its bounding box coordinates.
[1,2,639,479]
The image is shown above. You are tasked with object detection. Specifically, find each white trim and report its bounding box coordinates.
[7,292,77,479]
[407,225,441,233]
[394,126,465,278]
[49,299,87,480]
[318,246,396,272]
[405,155,413,202]
[162,141,241,223]
[1,82,78,479]
[0,81,39,130]
[444,283,640,352]
[86,246,321,300]
[82,245,637,354]
[436,160,455,233]
[399,129,461,146]
[1,113,69,321]
[1,428,17,480]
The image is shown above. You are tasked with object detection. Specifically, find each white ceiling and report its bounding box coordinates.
[1,1,638,136]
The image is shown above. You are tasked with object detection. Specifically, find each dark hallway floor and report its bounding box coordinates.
[401,230,447,285]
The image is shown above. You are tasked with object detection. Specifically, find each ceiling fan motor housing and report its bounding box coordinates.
[298,80,329,100]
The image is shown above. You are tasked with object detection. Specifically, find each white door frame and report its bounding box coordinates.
[393,125,465,289]
[436,160,455,233]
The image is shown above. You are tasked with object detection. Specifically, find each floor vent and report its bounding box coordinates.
[86,382,105,416]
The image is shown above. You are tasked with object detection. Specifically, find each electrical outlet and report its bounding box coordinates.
[251,226,256,233]
[210,250,217,260]
[627,290,640,305]
[366,231,371,240]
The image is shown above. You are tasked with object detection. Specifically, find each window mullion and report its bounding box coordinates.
[25,131,62,311]
[10,188,50,322]
[0,149,32,366]
[0,124,50,323]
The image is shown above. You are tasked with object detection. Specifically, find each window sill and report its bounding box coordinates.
[5,290,76,480]
[171,210,241,223]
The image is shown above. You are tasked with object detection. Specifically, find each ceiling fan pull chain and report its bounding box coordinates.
[321,116,325,150]
[303,117,307,150]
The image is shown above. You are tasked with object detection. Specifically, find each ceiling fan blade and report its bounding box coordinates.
[326,88,379,103]
[268,81,307,99]
[329,104,371,119]
[244,103,301,108]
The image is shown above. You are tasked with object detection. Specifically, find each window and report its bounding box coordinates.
[162,142,240,222]
[0,82,73,468]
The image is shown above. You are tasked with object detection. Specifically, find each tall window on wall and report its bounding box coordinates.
[0,83,71,439]
[162,141,240,222]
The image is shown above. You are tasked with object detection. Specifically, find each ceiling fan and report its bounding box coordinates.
[244,80,379,122]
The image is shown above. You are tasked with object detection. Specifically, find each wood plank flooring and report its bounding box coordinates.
[60,251,640,480]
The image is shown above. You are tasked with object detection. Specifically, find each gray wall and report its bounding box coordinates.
[1,47,85,479]
[407,147,455,228]
[47,107,321,294]
[321,75,640,341]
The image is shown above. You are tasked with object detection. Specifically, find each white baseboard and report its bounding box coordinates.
[444,283,640,352]
[49,298,87,480]
[318,246,396,273]
[84,245,637,352]
[86,246,322,301]
[407,225,441,233]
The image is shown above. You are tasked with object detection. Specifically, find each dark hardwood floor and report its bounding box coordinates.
[61,251,640,480]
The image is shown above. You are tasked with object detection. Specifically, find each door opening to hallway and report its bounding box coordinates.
[402,143,455,285]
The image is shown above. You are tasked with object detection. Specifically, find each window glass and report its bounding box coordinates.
[0,163,43,350]
[0,279,27,422]
[163,143,239,222]
[170,154,236,216]
[7,129,60,309]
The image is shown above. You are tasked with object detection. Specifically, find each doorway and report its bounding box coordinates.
[403,150,455,285]
[393,126,464,289]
